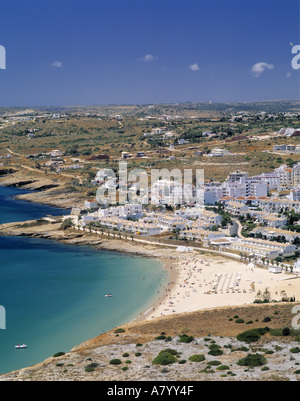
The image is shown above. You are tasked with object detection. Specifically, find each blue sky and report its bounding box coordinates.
[0,0,299,106]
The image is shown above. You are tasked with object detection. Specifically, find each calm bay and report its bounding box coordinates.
[0,186,166,374]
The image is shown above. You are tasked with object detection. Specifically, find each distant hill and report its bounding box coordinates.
[1,100,299,118]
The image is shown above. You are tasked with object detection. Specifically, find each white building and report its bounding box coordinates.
[225,201,250,216]
[50,149,64,157]
[175,207,222,226]
[227,170,249,183]
[287,187,300,201]
[293,259,300,274]
[204,170,268,204]
[259,198,300,214]
[98,204,143,219]
[251,173,280,191]
[248,211,287,228]
[292,163,300,186]
[231,238,296,259]
[84,199,99,209]
[180,228,224,241]
[251,227,300,243]
[204,184,225,205]
[274,165,293,189]
[210,148,230,157]
[268,265,282,274]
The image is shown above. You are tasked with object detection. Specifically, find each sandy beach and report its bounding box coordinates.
[144,249,300,321]
[0,217,299,326]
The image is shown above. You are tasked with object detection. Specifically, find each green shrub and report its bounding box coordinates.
[290,347,300,354]
[262,317,271,322]
[85,362,98,372]
[60,219,73,230]
[282,327,291,336]
[135,352,142,357]
[88,362,98,368]
[152,349,178,366]
[123,353,129,357]
[114,328,126,333]
[178,359,187,364]
[122,366,129,371]
[53,352,65,358]
[294,331,300,341]
[208,344,223,356]
[237,353,267,368]
[235,319,245,324]
[216,365,230,371]
[162,348,179,355]
[109,359,122,365]
[207,360,221,366]
[236,327,270,343]
[233,346,249,352]
[155,335,166,340]
[179,334,194,343]
[85,366,95,372]
[199,367,214,374]
[188,354,205,362]
[270,328,285,336]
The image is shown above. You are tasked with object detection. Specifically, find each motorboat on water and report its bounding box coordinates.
[105,293,113,297]
[15,344,27,349]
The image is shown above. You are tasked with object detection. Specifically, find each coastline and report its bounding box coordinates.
[0,168,84,209]
[1,218,299,328]
[1,175,300,370]
[1,197,300,381]
[0,218,179,325]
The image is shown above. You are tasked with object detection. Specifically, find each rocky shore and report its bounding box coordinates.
[0,168,84,209]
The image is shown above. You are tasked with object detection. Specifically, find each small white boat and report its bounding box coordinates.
[105,293,113,297]
[15,344,27,349]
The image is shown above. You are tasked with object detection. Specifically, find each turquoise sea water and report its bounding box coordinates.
[0,186,167,374]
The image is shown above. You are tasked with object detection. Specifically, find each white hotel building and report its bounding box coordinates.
[204,170,268,204]
[231,237,296,259]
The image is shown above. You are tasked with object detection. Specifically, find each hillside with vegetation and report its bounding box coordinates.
[1,303,299,381]
[0,100,300,196]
